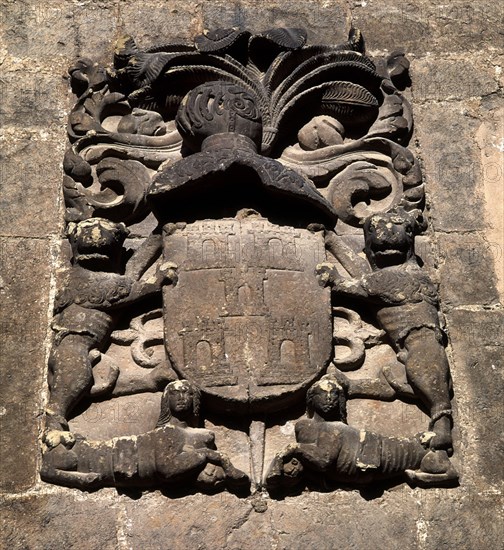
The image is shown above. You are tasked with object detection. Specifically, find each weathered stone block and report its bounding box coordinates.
[0,137,64,237]
[0,238,51,492]
[125,493,252,549]
[446,309,504,487]
[437,233,500,308]
[352,1,504,55]
[117,0,201,46]
[201,0,350,45]
[125,490,420,550]
[73,4,119,63]
[411,57,499,102]
[414,103,486,232]
[0,495,118,549]
[420,492,503,547]
[475,109,504,298]
[0,0,77,60]
[0,65,70,130]
[267,491,420,550]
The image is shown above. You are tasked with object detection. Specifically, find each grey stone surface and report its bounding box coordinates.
[474,106,504,298]
[265,491,420,550]
[0,238,51,492]
[0,494,118,549]
[124,489,421,550]
[0,0,78,60]
[437,233,500,308]
[420,491,504,548]
[414,103,487,232]
[73,3,119,62]
[201,0,350,45]
[351,1,504,55]
[117,0,201,45]
[446,309,504,487]
[410,58,499,103]
[125,492,252,549]
[0,137,64,237]
[0,65,69,130]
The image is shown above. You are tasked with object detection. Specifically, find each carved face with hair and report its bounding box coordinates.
[364,208,424,270]
[68,217,129,268]
[157,380,201,426]
[306,376,347,422]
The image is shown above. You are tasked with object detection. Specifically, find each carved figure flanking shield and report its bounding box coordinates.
[41,26,458,495]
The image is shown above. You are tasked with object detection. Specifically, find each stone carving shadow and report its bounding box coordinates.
[267,475,459,501]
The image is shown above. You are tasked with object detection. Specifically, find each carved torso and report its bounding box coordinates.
[55,268,132,312]
[361,264,438,307]
[358,264,441,348]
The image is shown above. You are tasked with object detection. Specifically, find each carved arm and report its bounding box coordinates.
[125,232,163,280]
[316,262,370,300]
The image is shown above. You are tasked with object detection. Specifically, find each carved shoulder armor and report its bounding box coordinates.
[362,266,436,306]
[56,271,132,311]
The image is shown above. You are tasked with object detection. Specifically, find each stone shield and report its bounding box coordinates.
[162,217,333,413]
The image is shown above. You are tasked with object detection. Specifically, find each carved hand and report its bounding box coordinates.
[158,261,179,286]
[315,262,339,287]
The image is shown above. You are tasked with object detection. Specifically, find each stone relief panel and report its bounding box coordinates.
[41,27,458,495]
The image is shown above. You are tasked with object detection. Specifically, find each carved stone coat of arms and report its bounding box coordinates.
[41,27,458,495]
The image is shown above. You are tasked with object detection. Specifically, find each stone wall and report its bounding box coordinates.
[0,1,502,548]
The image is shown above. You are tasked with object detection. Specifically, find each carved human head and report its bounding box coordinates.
[363,207,425,270]
[68,217,129,269]
[157,380,201,426]
[306,375,347,422]
[176,81,262,152]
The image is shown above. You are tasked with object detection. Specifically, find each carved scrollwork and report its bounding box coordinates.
[68,58,109,98]
[112,309,165,369]
[332,306,385,371]
[281,133,423,226]
[63,152,151,223]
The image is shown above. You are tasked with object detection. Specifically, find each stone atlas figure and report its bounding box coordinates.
[42,380,248,491]
[41,26,459,494]
[317,208,454,453]
[265,374,456,492]
[46,217,174,431]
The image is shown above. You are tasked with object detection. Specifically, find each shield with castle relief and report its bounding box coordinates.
[161,215,333,413]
